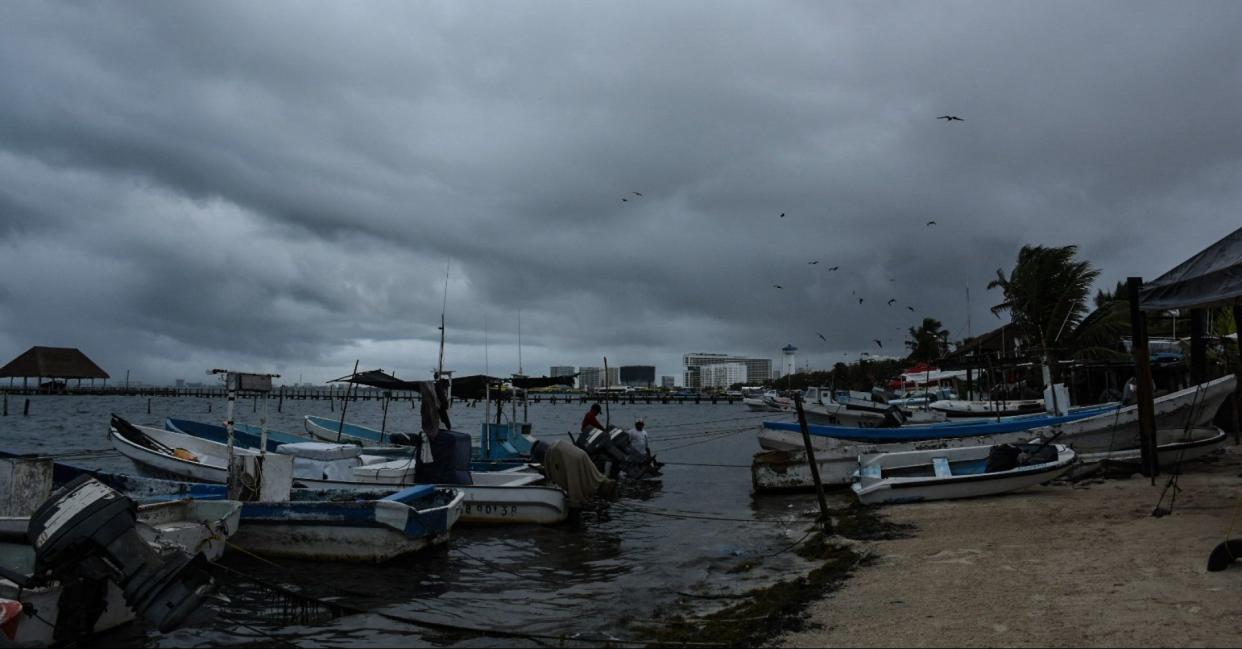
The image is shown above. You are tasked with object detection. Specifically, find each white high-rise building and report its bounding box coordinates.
[682,353,773,389]
[701,363,747,389]
[782,344,798,377]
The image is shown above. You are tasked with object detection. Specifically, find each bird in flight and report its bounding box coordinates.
[621,198,628,202]
[926,220,937,226]
[938,115,964,122]
[906,306,915,312]
[809,260,819,265]
[858,298,864,304]
[773,284,783,289]
[633,192,643,197]
[873,339,883,348]
[828,266,839,271]
[779,212,786,218]
[817,332,827,342]
[887,299,897,306]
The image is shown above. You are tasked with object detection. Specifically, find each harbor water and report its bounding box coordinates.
[1,395,847,646]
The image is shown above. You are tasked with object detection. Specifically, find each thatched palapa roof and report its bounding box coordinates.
[0,346,110,379]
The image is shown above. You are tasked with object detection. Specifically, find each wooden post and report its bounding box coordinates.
[2,392,6,416]
[794,392,833,533]
[1190,308,1207,386]
[336,360,359,442]
[147,397,151,414]
[1127,277,1159,482]
[23,399,30,416]
[1233,305,1242,445]
[278,386,284,413]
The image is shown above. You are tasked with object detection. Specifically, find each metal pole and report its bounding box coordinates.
[337,360,359,442]
[794,392,833,533]
[1190,308,1207,386]
[259,389,269,456]
[1233,304,1242,445]
[1127,277,1159,482]
[225,373,238,495]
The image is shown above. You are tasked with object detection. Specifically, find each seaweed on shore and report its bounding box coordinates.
[639,506,904,648]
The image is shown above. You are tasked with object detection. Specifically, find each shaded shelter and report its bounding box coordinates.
[0,346,109,392]
[1133,225,1242,478]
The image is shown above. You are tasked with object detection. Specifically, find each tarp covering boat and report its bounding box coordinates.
[1139,225,1242,310]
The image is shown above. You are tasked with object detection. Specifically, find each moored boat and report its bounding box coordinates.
[851,443,1077,505]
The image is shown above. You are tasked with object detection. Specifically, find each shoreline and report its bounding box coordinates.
[780,445,1242,648]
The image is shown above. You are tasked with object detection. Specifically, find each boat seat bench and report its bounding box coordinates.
[931,457,952,477]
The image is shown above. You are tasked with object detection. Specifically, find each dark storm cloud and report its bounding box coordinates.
[1,1,1240,383]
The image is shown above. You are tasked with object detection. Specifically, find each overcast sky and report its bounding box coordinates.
[1,1,1239,385]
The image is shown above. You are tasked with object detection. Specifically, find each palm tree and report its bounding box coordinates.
[906,318,950,363]
[988,244,1101,372]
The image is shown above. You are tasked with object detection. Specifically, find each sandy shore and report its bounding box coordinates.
[782,446,1242,648]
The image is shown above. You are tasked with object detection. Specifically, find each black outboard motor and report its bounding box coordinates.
[879,405,907,428]
[574,427,661,480]
[27,476,215,635]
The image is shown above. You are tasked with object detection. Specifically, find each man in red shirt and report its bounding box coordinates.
[580,403,606,434]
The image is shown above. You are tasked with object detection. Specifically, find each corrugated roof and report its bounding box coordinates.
[0,346,110,379]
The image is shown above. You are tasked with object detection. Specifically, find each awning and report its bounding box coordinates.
[1139,226,1242,310]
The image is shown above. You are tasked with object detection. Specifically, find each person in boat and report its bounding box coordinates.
[627,418,649,456]
[581,403,606,434]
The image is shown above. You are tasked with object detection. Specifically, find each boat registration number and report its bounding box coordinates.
[460,503,518,517]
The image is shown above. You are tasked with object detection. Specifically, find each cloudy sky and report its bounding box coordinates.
[1,1,1239,385]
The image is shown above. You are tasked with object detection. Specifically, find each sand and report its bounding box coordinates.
[781,447,1242,648]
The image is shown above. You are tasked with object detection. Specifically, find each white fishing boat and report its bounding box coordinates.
[851,443,1077,505]
[1075,426,1228,466]
[743,390,794,412]
[230,484,464,562]
[110,417,568,525]
[929,398,1045,418]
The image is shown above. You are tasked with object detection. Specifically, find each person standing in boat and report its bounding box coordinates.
[581,403,606,434]
[627,418,650,457]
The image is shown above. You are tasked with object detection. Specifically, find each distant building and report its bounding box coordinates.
[550,366,576,388]
[701,363,747,389]
[682,353,772,389]
[781,344,797,377]
[578,367,620,390]
[619,365,655,388]
[661,375,676,389]
[175,379,185,388]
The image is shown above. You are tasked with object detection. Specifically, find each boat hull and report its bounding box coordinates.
[851,444,1077,505]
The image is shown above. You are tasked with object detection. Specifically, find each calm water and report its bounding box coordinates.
[0,394,847,647]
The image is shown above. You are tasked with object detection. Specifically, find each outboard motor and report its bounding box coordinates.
[574,427,661,479]
[27,476,215,635]
[879,405,907,428]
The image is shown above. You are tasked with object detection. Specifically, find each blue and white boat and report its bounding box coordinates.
[3,449,464,562]
[851,443,1077,505]
[760,405,1114,448]
[115,418,568,525]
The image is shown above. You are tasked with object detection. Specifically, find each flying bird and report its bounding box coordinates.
[773,284,783,289]
[873,339,883,348]
[926,220,937,226]
[817,332,827,341]
[779,212,786,218]
[828,266,839,271]
[906,306,915,312]
[633,192,643,197]
[887,299,897,305]
[809,260,819,265]
[858,298,864,304]
[937,115,964,122]
[622,198,628,202]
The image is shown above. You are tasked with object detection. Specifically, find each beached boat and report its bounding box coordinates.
[750,426,1227,492]
[758,375,1235,450]
[851,443,1077,505]
[928,398,1045,418]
